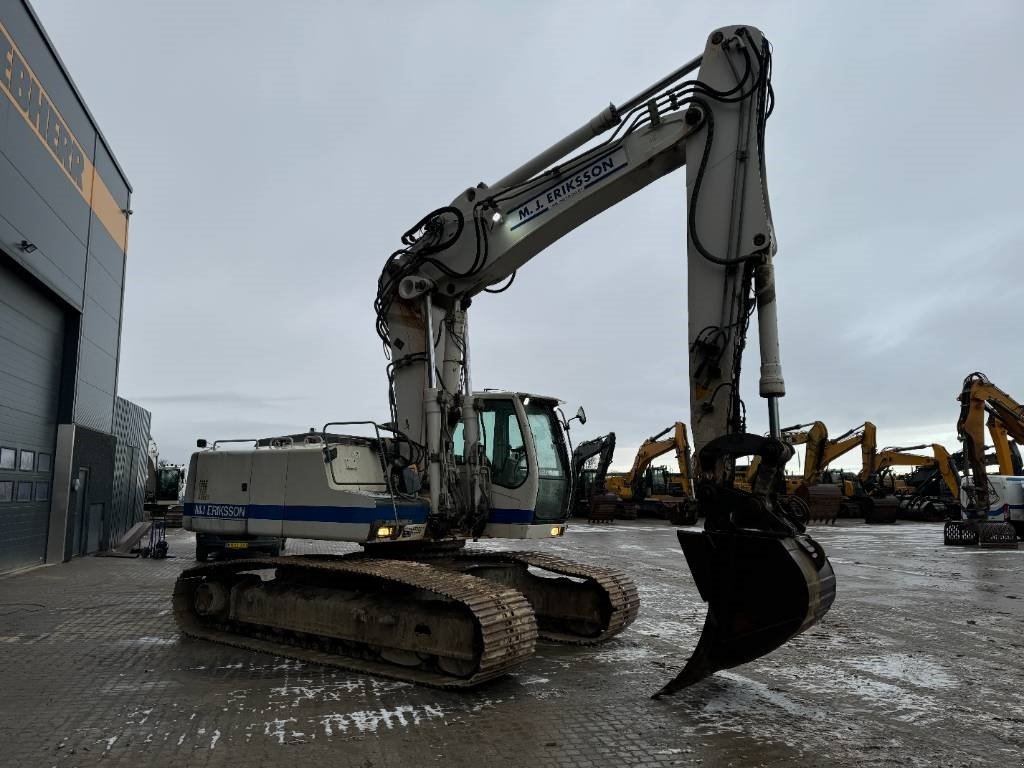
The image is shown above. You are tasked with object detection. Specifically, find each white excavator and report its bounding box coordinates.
[175,25,836,695]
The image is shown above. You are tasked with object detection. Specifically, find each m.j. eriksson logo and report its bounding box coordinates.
[508,147,629,232]
[191,504,248,519]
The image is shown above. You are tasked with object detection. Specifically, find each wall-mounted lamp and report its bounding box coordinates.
[18,240,37,253]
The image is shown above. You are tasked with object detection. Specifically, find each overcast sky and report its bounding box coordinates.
[32,0,1024,471]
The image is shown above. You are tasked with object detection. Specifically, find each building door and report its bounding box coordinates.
[0,262,65,573]
[71,468,89,557]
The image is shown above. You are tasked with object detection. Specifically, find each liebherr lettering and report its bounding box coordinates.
[0,22,85,188]
[510,148,628,231]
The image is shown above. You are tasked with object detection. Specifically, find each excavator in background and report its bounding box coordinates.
[778,421,881,522]
[947,373,1024,545]
[570,432,619,522]
[861,443,959,522]
[175,26,836,695]
[896,437,1021,521]
[145,440,186,527]
[605,422,697,525]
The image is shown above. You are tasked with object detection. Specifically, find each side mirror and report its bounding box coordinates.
[196,439,208,448]
[575,406,587,426]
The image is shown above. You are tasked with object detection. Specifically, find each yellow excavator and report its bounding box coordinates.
[777,421,878,522]
[860,443,959,522]
[946,373,1023,546]
[605,422,697,525]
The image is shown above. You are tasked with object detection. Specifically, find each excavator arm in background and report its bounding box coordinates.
[776,420,876,484]
[865,444,959,498]
[774,421,877,522]
[947,372,1022,546]
[571,433,617,495]
[609,422,692,500]
[985,415,1024,475]
[570,432,618,520]
[606,422,697,524]
[819,422,876,481]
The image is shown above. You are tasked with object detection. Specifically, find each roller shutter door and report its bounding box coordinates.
[0,262,64,572]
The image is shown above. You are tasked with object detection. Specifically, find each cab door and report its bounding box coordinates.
[478,396,537,524]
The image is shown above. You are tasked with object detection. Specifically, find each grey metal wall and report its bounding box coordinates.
[0,258,64,572]
[111,396,150,543]
[0,0,132,436]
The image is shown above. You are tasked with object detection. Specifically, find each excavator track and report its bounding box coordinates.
[451,549,640,644]
[173,556,538,688]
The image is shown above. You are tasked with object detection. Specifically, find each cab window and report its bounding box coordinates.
[480,399,528,488]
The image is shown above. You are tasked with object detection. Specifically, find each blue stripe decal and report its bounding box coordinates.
[184,501,429,524]
[487,508,535,524]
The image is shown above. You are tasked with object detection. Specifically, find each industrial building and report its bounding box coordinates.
[0,0,147,573]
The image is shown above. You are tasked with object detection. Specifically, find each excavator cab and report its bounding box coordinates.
[468,392,574,532]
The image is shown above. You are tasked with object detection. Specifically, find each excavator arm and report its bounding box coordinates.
[957,373,1024,508]
[781,421,875,485]
[571,432,617,496]
[820,422,876,477]
[379,27,783,479]
[986,416,1021,475]
[948,372,1021,545]
[864,444,959,498]
[619,422,691,499]
[374,26,835,691]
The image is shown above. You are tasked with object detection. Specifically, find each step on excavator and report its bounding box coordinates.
[605,422,698,525]
[174,26,836,695]
[570,432,619,522]
[946,373,1024,546]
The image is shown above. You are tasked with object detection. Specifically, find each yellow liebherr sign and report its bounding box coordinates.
[0,21,128,253]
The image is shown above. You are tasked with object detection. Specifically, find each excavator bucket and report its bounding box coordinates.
[801,484,841,523]
[655,527,836,696]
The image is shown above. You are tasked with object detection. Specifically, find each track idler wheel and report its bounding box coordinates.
[655,527,836,697]
[193,580,229,617]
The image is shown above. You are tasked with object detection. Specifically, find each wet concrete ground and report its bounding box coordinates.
[0,521,1021,767]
